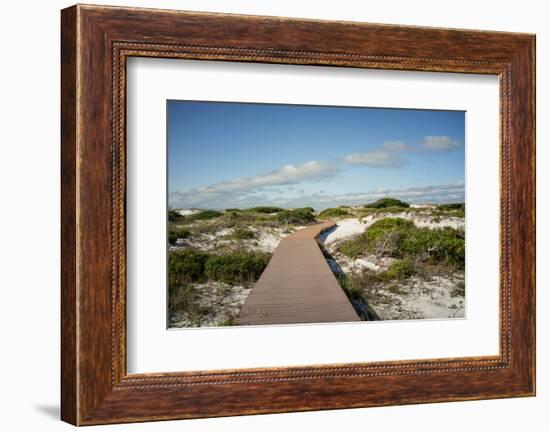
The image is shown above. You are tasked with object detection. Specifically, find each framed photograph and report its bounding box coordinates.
[61,4,535,425]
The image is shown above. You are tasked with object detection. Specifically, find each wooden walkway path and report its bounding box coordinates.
[235,221,360,326]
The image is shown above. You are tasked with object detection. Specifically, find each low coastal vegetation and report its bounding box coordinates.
[223,227,256,240]
[168,248,271,326]
[338,217,465,267]
[204,252,270,284]
[185,209,223,222]
[245,206,285,214]
[364,197,410,209]
[168,206,319,237]
[169,248,270,287]
[276,207,316,225]
[318,207,350,219]
[168,227,191,245]
[168,198,464,244]
[168,198,466,326]
[436,202,465,218]
[325,209,465,321]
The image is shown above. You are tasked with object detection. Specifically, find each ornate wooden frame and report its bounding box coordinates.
[61,4,535,425]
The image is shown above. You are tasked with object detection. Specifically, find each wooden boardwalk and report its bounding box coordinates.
[235,221,360,326]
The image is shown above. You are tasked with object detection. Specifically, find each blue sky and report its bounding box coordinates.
[168,100,465,210]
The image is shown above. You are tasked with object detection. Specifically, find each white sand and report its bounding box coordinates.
[173,226,291,254]
[371,275,465,320]
[393,212,464,230]
[320,218,367,245]
[347,257,382,271]
[177,209,202,216]
[169,282,252,328]
[253,228,287,253]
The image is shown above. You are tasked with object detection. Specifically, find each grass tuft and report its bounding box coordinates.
[204,251,270,284]
[245,206,284,214]
[277,208,317,225]
[382,259,416,280]
[224,227,256,240]
[168,209,183,222]
[168,228,191,245]
[318,207,350,219]
[186,210,223,221]
[168,249,209,286]
[364,197,410,209]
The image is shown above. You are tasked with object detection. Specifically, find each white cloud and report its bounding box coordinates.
[343,150,404,167]
[203,160,336,193]
[422,135,460,151]
[271,181,465,210]
[343,141,410,167]
[380,141,412,152]
[171,179,464,211]
[343,136,461,168]
[170,137,464,209]
[169,160,337,208]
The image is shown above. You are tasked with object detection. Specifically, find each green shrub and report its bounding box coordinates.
[187,210,223,221]
[364,197,410,209]
[204,252,270,284]
[401,226,465,266]
[436,202,465,218]
[336,273,364,302]
[220,210,272,227]
[365,219,464,266]
[334,273,381,320]
[223,210,248,222]
[168,228,191,245]
[357,206,410,217]
[245,206,284,214]
[382,260,415,280]
[365,218,415,243]
[339,235,369,259]
[338,217,464,268]
[226,227,255,240]
[437,203,464,211]
[277,208,316,225]
[224,208,242,212]
[168,209,183,222]
[318,207,350,219]
[364,218,415,256]
[168,249,209,287]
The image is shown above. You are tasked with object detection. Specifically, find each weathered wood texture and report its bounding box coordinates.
[61,4,535,425]
[236,222,359,325]
[60,6,78,424]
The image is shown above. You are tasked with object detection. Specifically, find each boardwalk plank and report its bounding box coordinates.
[235,221,360,325]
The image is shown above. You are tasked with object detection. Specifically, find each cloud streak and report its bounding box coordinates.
[171,180,464,211]
[170,137,463,209]
[343,141,406,168]
[422,135,461,151]
[169,160,338,208]
[343,141,411,168]
[342,136,461,168]
[267,181,465,210]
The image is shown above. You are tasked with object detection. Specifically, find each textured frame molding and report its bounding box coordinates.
[61,4,535,425]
